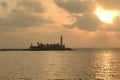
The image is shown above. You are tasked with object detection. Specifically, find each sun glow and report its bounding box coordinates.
[95,7,119,24]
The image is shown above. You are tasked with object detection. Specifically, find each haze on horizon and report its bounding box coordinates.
[1,0,120,48]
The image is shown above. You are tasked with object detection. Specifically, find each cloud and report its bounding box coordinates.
[0,1,8,9]
[0,0,52,30]
[65,14,120,31]
[18,0,44,13]
[0,9,50,28]
[96,0,120,10]
[54,0,96,13]
[54,0,120,31]
[102,18,120,31]
[54,0,102,31]
[64,14,102,31]
[1,0,120,32]
[0,0,18,18]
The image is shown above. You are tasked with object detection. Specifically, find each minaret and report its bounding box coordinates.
[31,43,33,46]
[60,36,63,45]
[30,43,33,48]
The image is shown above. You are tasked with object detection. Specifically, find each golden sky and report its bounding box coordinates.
[1,0,120,48]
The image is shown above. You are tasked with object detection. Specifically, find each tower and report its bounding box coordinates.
[31,43,33,47]
[60,36,63,45]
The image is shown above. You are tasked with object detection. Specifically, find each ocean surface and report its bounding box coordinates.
[0,49,120,80]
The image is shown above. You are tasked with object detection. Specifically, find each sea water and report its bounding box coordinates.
[0,49,120,80]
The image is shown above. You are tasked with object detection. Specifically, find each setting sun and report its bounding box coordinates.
[95,7,119,24]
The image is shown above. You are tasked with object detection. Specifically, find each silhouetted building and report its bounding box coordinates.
[29,36,71,50]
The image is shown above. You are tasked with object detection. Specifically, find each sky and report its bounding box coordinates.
[1,0,120,48]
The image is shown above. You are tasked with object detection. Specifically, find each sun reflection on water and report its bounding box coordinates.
[95,50,119,80]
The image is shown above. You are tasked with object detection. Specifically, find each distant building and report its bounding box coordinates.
[29,36,71,50]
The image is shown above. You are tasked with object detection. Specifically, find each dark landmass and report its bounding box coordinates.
[0,48,72,51]
[0,49,29,51]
